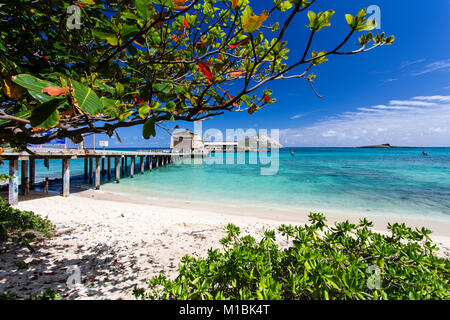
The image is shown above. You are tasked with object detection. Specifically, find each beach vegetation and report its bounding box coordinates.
[0,289,62,300]
[0,1,393,147]
[134,213,450,300]
[0,199,54,243]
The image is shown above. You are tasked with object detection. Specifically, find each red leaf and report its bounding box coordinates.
[197,61,214,83]
[263,94,270,102]
[229,37,250,48]
[217,54,223,62]
[183,17,189,28]
[133,40,145,48]
[233,0,238,9]
[134,96,146,104]
[229,71,244,77]
[200,37,205,47]
[42,86,69,97]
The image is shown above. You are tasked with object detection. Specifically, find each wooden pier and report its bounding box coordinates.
[1,148,193,205]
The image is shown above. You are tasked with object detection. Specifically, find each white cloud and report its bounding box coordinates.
[389,100,436,106]
[411,59,450,76]
[322,130,337,137]
[428,127,447,133]
[356,108,381,112]
[280,96,450,147]
[413,95,450,102]
[290,114,304,119]
[400,59,425,68]
[372,105,417,110]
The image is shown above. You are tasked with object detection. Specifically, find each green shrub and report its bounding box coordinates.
[0,293,16,300]
[29,289,62,300]
[0,199,54,242]
[0,289,62,300]
[134,213,450,300]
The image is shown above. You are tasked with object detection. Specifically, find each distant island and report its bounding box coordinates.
[358,143,415,148]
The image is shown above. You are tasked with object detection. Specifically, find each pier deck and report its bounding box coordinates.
[1,148,196,205]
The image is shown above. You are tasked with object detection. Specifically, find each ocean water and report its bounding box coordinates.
[2,148,450,219]
[100,147,450,219]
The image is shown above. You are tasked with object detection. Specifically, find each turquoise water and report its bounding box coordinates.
[102,148,450,219]
[3,148,450,219]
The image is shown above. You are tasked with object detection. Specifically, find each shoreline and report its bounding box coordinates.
[1,190,449,300]
[77,187,450,237]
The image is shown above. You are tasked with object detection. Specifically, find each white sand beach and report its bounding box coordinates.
[1,190,449,300]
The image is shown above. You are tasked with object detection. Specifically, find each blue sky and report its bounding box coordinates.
[83,0,450,148]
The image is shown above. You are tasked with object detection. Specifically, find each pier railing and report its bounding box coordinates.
[1,148,198,205]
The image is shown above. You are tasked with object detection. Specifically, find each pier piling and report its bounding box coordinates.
[21,160,29,196]
[8,159,19,205]
[62,158,70,197]
[115,157,120,183]
[107,157,111,179]
[130,156,135,178]
[84,158,88,180]
[29,158,35,190]
[95,157,101,190]
[89,158,93,184]
[140,156,144,174]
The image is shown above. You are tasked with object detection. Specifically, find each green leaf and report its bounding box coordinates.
[275,0,292,12]
[100,97,119,108]
[345,14,354,27]
[115,82,125,98]
[153,83,172,94]
[242,9,269,33]
[143,117,156,139]
[166,101,176,111]
[118,110,134,121]
[12,74,56,102]
[308,10,334,31]
[385,35,395,44]
[311,51,328,65]
[154,0,175,8]
[92,30,119,46]
[138,104,150,119]
[364,18,377,31]
[135,0,153,20]
[121,23,141,37]
[12,74,56,92]
[95,80,116,95]
[29,98,64,129]
[71,80,104,115]
[307,11,316,25]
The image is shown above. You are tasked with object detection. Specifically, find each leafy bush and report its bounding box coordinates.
[0,289,62,300]
[0,199,54,242]
[30,289,62,301]
[134,213,450,300]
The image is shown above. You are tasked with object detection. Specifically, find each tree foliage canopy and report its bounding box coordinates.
[0,0,394,147]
